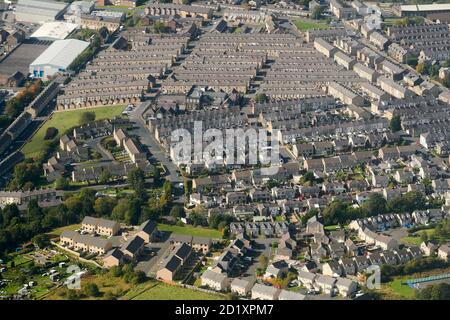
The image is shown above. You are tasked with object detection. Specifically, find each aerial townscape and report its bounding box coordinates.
[0,0,450,303]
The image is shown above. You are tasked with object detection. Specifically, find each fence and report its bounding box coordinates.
[404,273,450,288]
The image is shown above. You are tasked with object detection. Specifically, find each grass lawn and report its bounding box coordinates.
[158,224,222,239]
[293,19,329,32]
[324,225,340,231]
[387,278,415,299]
[46,224,81,237]
[21,105,126,159]
[380,266,450,300]
[43,271,133,300]
[124,281,224,300]
[400,228,436,246]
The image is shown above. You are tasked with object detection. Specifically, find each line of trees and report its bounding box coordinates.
[321,191,430,226]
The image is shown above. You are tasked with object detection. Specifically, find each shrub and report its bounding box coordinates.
[44,127,58,140]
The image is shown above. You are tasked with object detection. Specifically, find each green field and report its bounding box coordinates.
[46,224,81,237]
[388,279,415,299]
[21,105,126,159]
[401,228,436,246]
[157,224,222,239]
[125,282,224,300]
[293,19,329,32]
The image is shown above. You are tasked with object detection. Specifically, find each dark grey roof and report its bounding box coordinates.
[174,243,192,260]
[138,219,157,235]
[122,236,145,254]
[162,254,182,272]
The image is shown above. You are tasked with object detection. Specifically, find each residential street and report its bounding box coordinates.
[129,100,183,183]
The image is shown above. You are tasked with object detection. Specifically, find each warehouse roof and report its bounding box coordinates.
[400,4,450,12]
[31,22,78,40]
[30,39,89,69]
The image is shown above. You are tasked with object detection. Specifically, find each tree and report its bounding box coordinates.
[362,193,386,217]
[322,200,352,225]
[99,170,111,185]
[163,180,173,199]
[154,21,169,33]
[128,168,146,200]
[301,208,318,226]
[2,204,20,227]
[420,231,429,243]
[83,283,101,297]
[311,5,322,20]
[415,62,426,75]
[170,205,184,218]
[112,198,131,222]
[44,127,58,140]
[300,171,315,185]
[153,166,161,186]
[132,270,147,284]
[390,115,402,132]
[125,198,142,225]
[94,197,117,217]
[32,234,50,249]
[79,111,96,125]
[189,211,208,227]
[258,254,269,270]
[54,177,69,190]
[416,283,450,300]
[254,93,268,104]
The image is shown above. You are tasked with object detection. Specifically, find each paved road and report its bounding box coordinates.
[85,136,115,161]
[129,100,183,183]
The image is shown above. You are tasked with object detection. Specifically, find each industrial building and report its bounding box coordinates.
[30,22,78,41]
[393,3,450,17]
[29,39,89,79]
[15,0,69,24]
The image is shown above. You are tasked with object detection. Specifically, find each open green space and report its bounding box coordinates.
[387,278,415,299]
[157,224,222,239]
[21,105,126,159]
[46,224,81,237]
[293,19,329,32]
[401,228,436,246]
[124,282,224,300]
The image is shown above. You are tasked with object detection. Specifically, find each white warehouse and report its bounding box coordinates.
[29,39,89,79]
